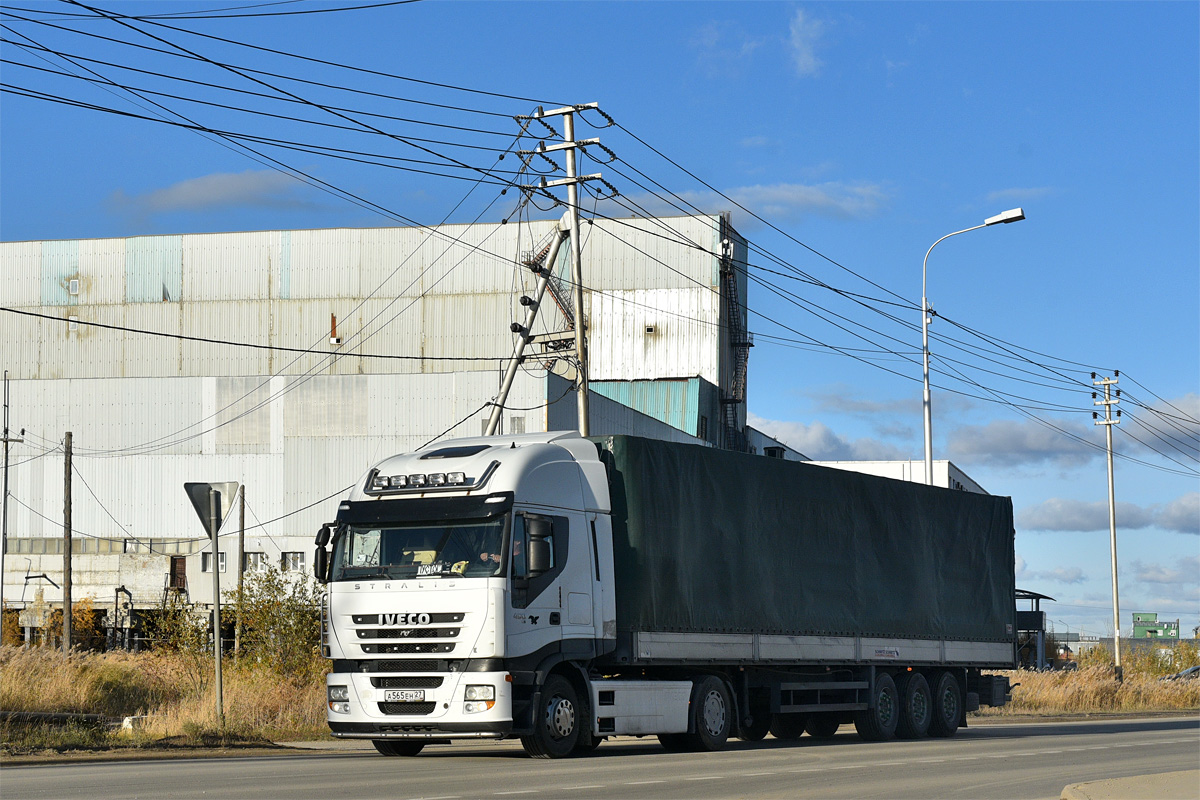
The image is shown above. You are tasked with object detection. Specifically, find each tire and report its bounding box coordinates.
[739,711,771,741]
[520,675,581,759]
[574,735,603,753]
[895,672,932,739]
[687,676,732,751]
[768,712,808,740]
[853,672,899,742]
[657,733,690,752]
[372,740,425,757]
[927,671,962,738]
[804,714,841,739]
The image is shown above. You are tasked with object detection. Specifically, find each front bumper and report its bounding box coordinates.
[326,669,513,739]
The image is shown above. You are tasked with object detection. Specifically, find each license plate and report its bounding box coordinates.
[384,689,425,703]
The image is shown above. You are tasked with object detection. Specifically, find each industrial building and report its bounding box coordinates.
[0,211,986,645]
[0,212,769,642]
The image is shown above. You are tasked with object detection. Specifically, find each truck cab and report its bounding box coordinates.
[317,432,615,757]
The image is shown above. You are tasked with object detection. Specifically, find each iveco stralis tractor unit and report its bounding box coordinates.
[315,433,1015,758]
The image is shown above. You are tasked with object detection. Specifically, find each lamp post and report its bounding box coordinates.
[922,208,1025,485]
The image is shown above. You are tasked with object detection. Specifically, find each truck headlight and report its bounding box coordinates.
[328,685,349,702]
[464,684,495,713]
[464,685,494,701]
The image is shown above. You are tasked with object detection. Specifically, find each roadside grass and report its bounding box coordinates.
[0,645,327,755]
[977,641,1200,717]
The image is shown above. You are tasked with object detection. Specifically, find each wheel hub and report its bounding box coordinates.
[547,696,575,739]
[701,690,726,736]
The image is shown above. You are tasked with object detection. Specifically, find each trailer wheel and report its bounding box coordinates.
[520,675,580,759]
[853,672,899,742]
[768,712,808,740]
[928,671,962,738]
[372,740,424,757]
[804,714,841,739]
[895,672,932,739]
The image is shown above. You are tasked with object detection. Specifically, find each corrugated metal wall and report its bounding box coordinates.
[1,216,729,386]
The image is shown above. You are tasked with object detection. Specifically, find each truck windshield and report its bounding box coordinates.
[331,516,508,581]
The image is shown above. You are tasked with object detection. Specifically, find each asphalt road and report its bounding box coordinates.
[3,717,1197,800]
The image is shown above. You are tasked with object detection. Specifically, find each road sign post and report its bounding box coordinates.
[184,481,238,727]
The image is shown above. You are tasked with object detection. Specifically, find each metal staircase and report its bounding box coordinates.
[719,217,753,452]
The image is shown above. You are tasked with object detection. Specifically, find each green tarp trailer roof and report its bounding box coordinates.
[592,435,1016,643]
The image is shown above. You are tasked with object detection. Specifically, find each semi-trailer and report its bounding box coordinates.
[315,432,1015,758]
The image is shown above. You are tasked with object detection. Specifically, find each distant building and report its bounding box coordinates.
[1132,612,1180,639]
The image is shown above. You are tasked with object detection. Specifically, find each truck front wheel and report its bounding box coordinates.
[688,676,732,751]
[521,675,581,759]
[853,672,899,742]
[372,740,425,757]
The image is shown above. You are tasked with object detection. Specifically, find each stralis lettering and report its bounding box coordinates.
[382,613,431,626]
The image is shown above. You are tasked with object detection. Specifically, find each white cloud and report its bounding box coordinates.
[1014,553,1086,584]
[110,170,314,214]
[747,412,911,461]
[1157,492,1199,534]
[1134,556,1200,585]
[1017,492,1199,534]
[789,9,826,77]
[946,418,1098,468]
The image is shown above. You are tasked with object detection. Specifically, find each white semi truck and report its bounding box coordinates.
[315,432,1016,758]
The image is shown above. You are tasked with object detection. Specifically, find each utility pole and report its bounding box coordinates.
[235,484,244,657]
[1,371,24,647]
[1093,371,1122,681]
[63,431,72,656]
[516,103,609,437]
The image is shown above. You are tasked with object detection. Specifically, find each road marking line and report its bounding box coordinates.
[915,759,945,763]
[495,792,538,796]
[625,781,665,786]
[685,777,724,781]
[560,787,605,791]
[744,772,777,776]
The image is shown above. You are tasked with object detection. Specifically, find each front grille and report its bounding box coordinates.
[353,613,464,624]
[373,659,440,672]
[379,702,436,716]
[371,676,444,689]
[357,627,460,640]
[361,642,455,655]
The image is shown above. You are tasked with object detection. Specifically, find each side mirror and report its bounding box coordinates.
[315,523,331,547]
[526,516,553,576]
[527,538,551,576]
[314,546,329,583]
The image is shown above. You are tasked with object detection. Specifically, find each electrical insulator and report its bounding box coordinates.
[510,323,525,334]
[519,295,535,307]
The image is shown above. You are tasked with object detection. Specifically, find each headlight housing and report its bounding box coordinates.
[328,685,349,702]
[464,684,495,713]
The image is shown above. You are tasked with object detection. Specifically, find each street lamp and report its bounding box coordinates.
[922,208,1025,485]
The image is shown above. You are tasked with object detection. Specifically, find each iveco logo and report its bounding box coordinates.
[381,613,430,626]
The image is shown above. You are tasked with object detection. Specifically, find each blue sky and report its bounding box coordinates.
[2,1,1197,638]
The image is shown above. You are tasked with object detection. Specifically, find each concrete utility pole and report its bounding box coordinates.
[209,488,224,725]
[63,431,72,656]
[1093,371,1122,681]
[1,371,24,646]
[562,110,589,436]
[515,103,605,437]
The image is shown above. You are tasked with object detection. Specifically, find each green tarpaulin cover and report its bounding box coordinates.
[593,436,1015,642]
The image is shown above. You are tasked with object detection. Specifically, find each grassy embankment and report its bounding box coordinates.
[3,640,1197,756]
[977,640,1200,717]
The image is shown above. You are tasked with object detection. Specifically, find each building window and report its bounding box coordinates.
[509,416,525,435]
[243,552,268,573]
[698,415,708,441]
[201,552,226,573]
[764,446,785,459]
[281,551,305,572]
